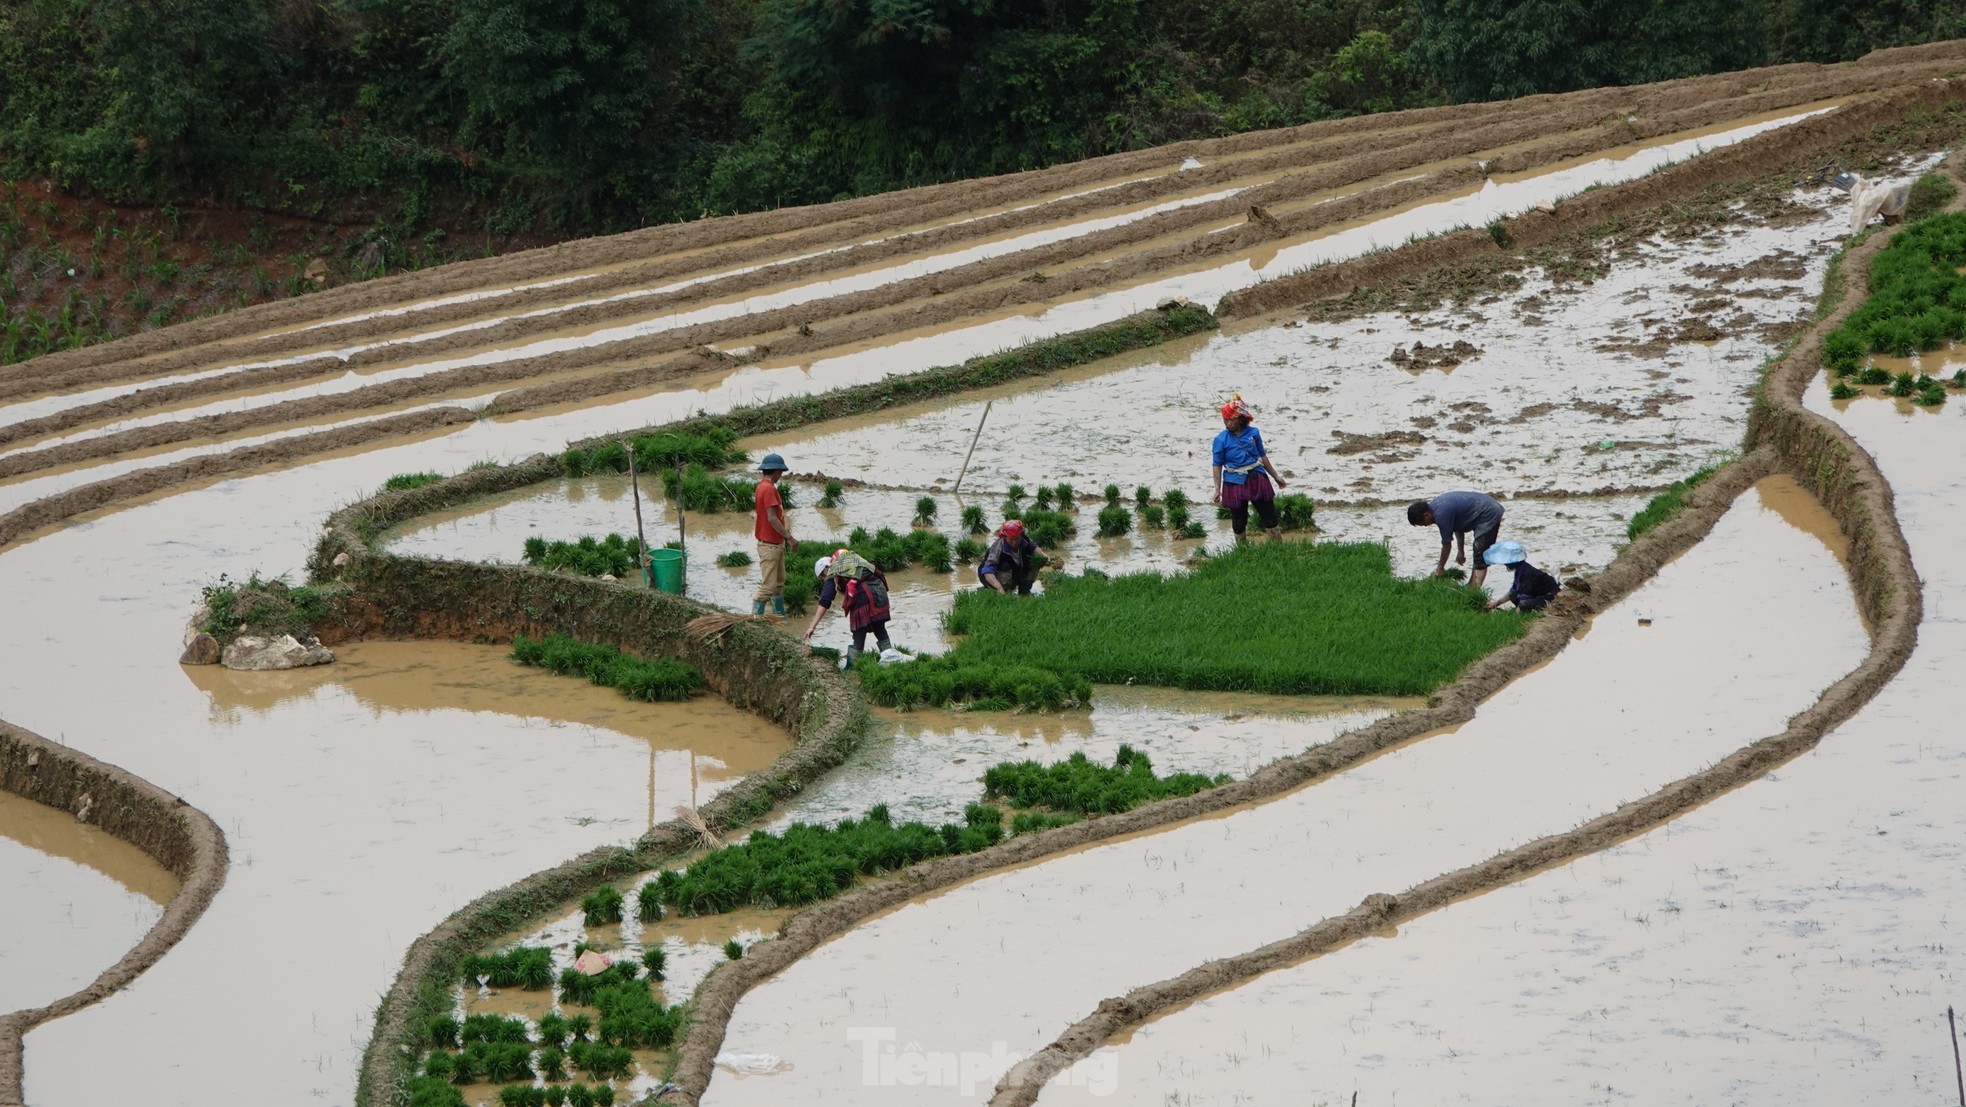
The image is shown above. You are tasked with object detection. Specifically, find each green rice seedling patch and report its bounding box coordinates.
[537,1013,572,1049]
[1275,493,1317,531]
[651,803,1004,915]
[1889,370,1918,396]
[1102,483,1122,506]
[462,1040,534,1083]
[961,504,987,533]
[1052,482,1075,507]
[1141,505,1166,529]
[568,1040,634,1079]
[521,533,645,578]
[640,947,667,980]
[659,462,761,513]
[1904,171,1960,224]
[954,537,986,563]
[723,939,744,960]
[581,885,624,926]
[714,549,752,568]
[592,980,681,1049]
[408,1075,467,1107]
[1177,522,1207,539]
[459,1014,531,1045]
[1010,812,1081,834]
[913,496,938,526]
[381,471,446,493]
[1830,381,1862,399]
[817,479,844,508]
[940,541,1523,696]
[1096,504,1132,537]
[983,745,1228,815]
[1857,365,1892,385]
[635,883,664,923]
[1006,484,1027,502]
[856,652,1091,711]
[510,634,703,702]
[462,946,555,989]
[1824,212,1966,378]
[1626,464,1720,540]
[1018,508,1074,548]
[1032,487,1055,511]
[557,962,642,1007]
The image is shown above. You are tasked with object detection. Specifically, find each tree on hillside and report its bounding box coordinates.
[1764,0,1966,63]
[1411,0,1766,103]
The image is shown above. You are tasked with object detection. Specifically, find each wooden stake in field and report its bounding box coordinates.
[1950,1005,1964,1107]
[952,399,993,496]
[626,441,650,588]
[674,462,688,593]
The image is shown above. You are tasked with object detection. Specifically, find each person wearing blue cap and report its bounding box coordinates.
[1481,541,1561,612]
[752,453,793,617]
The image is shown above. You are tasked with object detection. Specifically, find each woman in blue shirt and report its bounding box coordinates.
[1211,396,1287,544]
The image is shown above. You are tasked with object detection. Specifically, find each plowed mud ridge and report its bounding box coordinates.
[2,44,1965,553]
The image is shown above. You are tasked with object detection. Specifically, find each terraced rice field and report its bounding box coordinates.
[2,40,1964,1107]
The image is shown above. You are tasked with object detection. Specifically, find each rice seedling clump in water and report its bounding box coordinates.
[856,653,1091,711]
[521,533,644,578]
[715,549,752,568]
[462,946,555,989]
[941,541,1523,696]
[983,745,1228,815]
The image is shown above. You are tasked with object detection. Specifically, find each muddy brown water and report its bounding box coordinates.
[1026,382,1966,1106]
[0,792,173,1013]
[699,477,1867,1106]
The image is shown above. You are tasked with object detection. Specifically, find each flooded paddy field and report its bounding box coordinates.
[0,50,1961,1107]
[1028,365,1965,1107]
[0,791,173,1012]
[701,477,1867,1105]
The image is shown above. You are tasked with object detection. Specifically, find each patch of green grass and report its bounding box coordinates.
[1626,464,1720,540]
[510,634,703,702]
[562,427,747,476]
[1009,811,1081,834]
[381,471,445,492]
[651,802,1004,914]
[199,572,332,640]
[521,533,644,578]
[941,541,1521,696]
[984,745,1228,815]
[660,462,760,512]
[1904,171,1960,224]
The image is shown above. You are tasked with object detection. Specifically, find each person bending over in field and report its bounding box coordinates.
[1407,490,1505,587]
[1480,541,1560,612]
[978,519,1040,595]
[1211,396,1287,545]
[803,548,893,666]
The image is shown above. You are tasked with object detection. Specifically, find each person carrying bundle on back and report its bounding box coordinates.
[978,519,1040,595]
[1480,541,1561,612]
[1211,395,1287,545]
[802,548,893,666]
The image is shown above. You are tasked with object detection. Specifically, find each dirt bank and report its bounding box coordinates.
[0,723,228,1107]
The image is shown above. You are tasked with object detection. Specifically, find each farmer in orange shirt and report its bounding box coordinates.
[752,453,793,617]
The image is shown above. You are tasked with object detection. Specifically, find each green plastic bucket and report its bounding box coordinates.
[649,548,686,594]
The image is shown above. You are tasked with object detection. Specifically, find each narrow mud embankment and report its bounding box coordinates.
[974,152,1952,1107]
[0,724,227,1107]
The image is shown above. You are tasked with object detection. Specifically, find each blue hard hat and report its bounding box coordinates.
[758,453,788,472]
[1484,541,1527,567]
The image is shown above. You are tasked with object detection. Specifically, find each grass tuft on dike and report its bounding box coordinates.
[940,540,1523,697]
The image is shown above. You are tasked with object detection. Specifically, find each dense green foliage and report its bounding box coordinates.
[509,633,704,701]
[983,745,1229,814]
[1626,464,1720,539]
[198,572,332,639]
[1903,170,1961,224]
[461,946,554,990]
[1821,213,1966,397]
[9,0,1944,242]
[651,802,1005,913]
[942,540,1522,695]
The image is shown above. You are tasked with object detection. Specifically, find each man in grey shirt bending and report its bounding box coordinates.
[1407,491,1505,587]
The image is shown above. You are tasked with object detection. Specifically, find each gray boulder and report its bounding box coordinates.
[221,634,335,671]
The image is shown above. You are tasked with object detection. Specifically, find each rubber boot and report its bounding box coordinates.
[1234,532,1249,547]
[1264,527,1284,542]
[770,595,786,619]
[751,599,767,615]
[842,646,862,670]
[876,637,894,657]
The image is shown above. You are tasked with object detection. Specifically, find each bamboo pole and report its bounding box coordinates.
[626,442,650,587]
[952,400,993,496]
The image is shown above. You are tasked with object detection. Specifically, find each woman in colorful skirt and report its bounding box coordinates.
[1211,396,1287,544]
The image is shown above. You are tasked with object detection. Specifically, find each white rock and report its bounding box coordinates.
[221,634,335,671]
